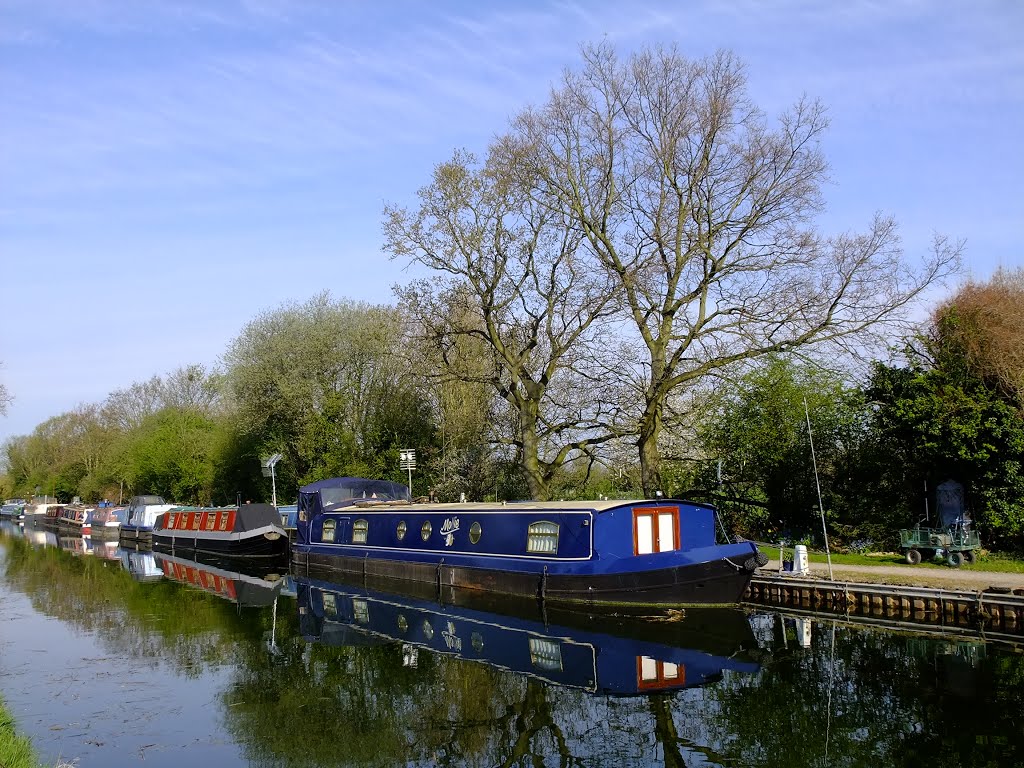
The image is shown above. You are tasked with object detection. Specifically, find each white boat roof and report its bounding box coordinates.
[342,498,672,512]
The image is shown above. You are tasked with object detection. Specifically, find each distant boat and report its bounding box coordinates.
[278,504,298,530]
[24,500,64,523]
[152,503,288,559]
[119,495,176,541]
[0,499,26,520]
[91,505,127,537]
[58,503,96,536]
[296,573,761,696]
[291,477,768,608]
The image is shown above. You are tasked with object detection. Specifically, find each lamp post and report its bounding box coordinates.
[399,449,416,497]
[262,453,283,507]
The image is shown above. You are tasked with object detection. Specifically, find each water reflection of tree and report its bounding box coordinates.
[8,537,1020,767]
[1,537,288,678]
[701,620,1024,767]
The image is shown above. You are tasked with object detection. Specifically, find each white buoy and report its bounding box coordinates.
[794,544,810,575]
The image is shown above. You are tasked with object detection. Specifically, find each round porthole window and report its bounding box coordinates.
[422,619,434,640]
[471,632,484,652]
[397,614,408,633]
[421,520,432,541]
[469,521,482,544]
[397,520,407,541]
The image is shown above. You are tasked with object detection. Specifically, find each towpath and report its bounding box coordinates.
[761,559,1024,592]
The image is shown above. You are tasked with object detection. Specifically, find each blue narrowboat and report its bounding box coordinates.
[291,477,768,607]
[296,574,760,696]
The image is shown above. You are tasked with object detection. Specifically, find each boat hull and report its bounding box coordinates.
[291,548,753,606]
[153,531,288,559]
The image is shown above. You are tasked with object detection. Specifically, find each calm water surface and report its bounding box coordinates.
[0,521,1020,767]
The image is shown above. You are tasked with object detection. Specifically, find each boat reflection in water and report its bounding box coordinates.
[121,548,164,583]
[153,550,287,608]
[296,574,760,697]
[22,523,58,548]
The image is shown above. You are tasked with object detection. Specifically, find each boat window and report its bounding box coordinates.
[167,512,178,529]
[322,592,337,619]
[421,520,432,541]
[527,521,559,554]
[396,520,407,541]
[471,632,484,652]
[353,599,369,624]
[397,614,408,633]
[191,513,202,530]
[469,521,482,544]
[637,656,685,690]
[219,512,233,531]
[634,507,678,555]
[422,619,434,640]
[529,638,563,670]
[353,519,368,544]
[323,518,337,543]
[204,513,217,531]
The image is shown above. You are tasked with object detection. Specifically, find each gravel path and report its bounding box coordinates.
[761,559,1024,592]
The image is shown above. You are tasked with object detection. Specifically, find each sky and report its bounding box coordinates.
[1,0,1022,447]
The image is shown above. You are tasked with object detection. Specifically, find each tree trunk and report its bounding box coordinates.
[637,397,663,498]
[518,400,550,501]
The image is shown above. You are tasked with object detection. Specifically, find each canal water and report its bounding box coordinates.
[1,522,1020,768]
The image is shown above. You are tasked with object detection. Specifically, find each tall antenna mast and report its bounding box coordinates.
[804,397,833,579]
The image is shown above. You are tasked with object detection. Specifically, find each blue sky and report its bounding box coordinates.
[2,0,1021,446]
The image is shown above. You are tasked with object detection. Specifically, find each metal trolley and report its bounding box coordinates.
[900,480,981,568]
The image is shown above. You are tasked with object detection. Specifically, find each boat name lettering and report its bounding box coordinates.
[442,621,461,652]
[440,517,460,535]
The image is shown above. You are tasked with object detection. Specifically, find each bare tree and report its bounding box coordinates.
[102,376,164,432]
[0,361,11,417]
[510,43,961,494]
[162,364,223,415]
[385,150,626,500]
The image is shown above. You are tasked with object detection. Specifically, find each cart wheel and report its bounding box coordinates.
[905,549,922,565]
[963,550,977,565]
[947,551,964,568]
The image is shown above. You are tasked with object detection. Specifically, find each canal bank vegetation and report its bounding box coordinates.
[0,692,76,768]
[1,44,1021,554]
[0,694,39,768]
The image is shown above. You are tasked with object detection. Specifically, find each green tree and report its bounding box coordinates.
[864,358,1024,548]
[118,407,217,503]
[697,356,865,541]
[223,293,435,489]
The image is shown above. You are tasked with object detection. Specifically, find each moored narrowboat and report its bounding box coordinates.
[152,503,288,559]
[34,502,65,526]
[91,505,127,537]
[59,503,96,535]
[119,495,176,541]
[291,477,768,607]
[1,499,26,520]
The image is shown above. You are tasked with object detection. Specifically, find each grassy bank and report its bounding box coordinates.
[0,695,40,768]
[759,546,1024,574]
